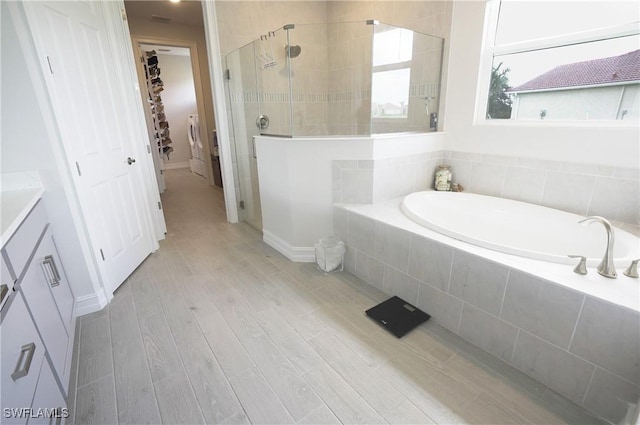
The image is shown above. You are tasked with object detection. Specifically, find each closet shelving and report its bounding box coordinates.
[144,50,173,159]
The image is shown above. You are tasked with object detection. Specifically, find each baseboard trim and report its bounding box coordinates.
[74,288,108,317]
[163,161,190,170]
[263,230,315,263]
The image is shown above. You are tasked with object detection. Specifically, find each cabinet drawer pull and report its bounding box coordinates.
[11,342,36,381]
[42,255,61,287]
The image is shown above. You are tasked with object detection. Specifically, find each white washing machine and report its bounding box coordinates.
[188,114,206,177]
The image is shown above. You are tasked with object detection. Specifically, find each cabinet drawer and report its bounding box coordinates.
[19,227,69,384]
[1,292,46,425]
[37,232,74,334]
[29,358,67,425]
[4,201,48,280]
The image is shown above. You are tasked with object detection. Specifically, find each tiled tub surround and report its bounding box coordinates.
[333,151,640,235]
[334,201,640,423]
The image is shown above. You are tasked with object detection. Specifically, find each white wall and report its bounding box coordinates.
[1,3,101,302]
[444,1,640,169]
[156,53,198,168]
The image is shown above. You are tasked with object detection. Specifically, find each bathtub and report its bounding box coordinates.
[401,191,640,267]
[336,194,640,424]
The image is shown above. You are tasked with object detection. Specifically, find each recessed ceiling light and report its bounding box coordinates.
[169,0,180,3]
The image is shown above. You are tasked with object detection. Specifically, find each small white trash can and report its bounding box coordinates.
[315,236,345,273]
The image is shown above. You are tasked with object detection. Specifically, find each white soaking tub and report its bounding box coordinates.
[401,191,640,267]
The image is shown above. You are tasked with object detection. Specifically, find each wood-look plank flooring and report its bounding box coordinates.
[71,168,605,425]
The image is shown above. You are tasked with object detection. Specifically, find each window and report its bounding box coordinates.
[482,0,640,122]
[371,26,413,119]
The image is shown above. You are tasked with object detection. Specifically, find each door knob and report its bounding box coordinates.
[127,157,136,165]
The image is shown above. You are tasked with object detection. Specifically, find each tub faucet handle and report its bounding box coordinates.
[623,259,639,278]
[568,255,588,275]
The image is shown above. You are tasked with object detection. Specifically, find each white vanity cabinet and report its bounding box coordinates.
[1,198,76,424]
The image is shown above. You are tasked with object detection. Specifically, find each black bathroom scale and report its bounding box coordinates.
[365,296,430,338]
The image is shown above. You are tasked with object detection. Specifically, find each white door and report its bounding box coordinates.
[22,1,156,294]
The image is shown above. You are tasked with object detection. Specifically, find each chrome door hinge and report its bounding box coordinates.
[158,202,162,210]
[225,69,231,80]
[121,8,127,21]
[75,162,82,176]
[239,200,245,210]
[147,145,151,154]
[46,56,54,74]
[99,249,105,261]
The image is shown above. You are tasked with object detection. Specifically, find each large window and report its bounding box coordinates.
[482,1,639,122]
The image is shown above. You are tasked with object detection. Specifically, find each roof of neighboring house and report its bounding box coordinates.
[507,49,640,93]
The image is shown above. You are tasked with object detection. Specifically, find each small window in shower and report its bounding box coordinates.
[371,69,410,118]
[371,26,414,121]
[372,28,414,67]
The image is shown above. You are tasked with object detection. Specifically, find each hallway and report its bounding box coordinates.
[69,169,603,425]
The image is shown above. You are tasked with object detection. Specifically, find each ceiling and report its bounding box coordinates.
[124,0,204,27]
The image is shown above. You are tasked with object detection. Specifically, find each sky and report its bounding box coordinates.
[494,0,639,86]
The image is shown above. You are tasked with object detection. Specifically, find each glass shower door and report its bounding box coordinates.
[225,42,263,231]
[255,28,292,136]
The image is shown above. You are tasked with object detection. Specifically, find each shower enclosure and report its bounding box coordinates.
[224,20,444,230]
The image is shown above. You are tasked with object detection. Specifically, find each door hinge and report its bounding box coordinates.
[147,145,151,154]
[46,56,54,74]
[99,249,105,261]
[158,202,162,210]
[121,8,127,21]
[239,200,245,210]
[75,161,82,176]
[225,69,231,80]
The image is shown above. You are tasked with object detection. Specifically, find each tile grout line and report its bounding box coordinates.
[567,295,587,352]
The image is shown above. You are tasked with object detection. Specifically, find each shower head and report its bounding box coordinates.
[286,45,302,59]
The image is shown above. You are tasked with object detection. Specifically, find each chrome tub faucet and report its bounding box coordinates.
[579,216,617,279]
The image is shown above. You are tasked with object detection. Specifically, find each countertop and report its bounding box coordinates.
[1,172,44,247]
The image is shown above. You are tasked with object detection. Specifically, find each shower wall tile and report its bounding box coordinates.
[570,297,640,385]
[501,270,584,349]
[416,281,463,332]
[449,251,509,316]
[407,235,453,291]
[511,331,595,405]
[583,368,640,424]
[541,172,596,216]
[382,266,420,305]
[458,304,518,362]
[374,222,410,272]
